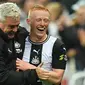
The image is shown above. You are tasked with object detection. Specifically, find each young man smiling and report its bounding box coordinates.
[16,5,67,85]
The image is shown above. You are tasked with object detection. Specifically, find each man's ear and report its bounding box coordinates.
[26,18,31,24]
[0,22,5,31]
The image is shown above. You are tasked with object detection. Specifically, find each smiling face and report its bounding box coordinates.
[76,6,85,25]
[3,17,20,39]
[27,9,50,42]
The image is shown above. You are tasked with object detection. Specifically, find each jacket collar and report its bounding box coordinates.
[0,28,9,42]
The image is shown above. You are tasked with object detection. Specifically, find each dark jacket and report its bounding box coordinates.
[0,26,38,85]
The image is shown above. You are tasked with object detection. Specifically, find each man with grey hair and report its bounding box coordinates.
[0,2,21,39]
[0,2,39,85]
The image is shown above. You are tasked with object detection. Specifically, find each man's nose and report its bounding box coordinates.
[41,20,45,26]
[12,27,18,32]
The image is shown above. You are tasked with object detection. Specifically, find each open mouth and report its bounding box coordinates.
[37,28,45,31]
[8,34,14,38]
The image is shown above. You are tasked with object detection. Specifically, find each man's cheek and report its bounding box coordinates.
[4,27,9,33]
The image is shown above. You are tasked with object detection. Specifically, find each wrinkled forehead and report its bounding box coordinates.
[6,16,20,21]
[4,16,20,25]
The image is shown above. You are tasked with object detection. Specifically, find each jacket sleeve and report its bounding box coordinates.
[0,42,24,85]
[0,43,9,84]
[0,43,38,85]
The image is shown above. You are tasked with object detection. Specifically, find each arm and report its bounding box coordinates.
[47,69,64,85]
[49,39,67,85]
[16,58,36,71]
[0,50,23,85]
[0,55,38,85]
[35,65,65,85]
[0,43,38,85]
[16,39,67,85]
[36,39,67,85]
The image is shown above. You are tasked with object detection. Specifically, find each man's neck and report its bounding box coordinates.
[29,34,47,43]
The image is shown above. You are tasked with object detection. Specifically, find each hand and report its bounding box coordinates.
[16,58,36,71]
[36,63,50,80]
[67,49,76,57]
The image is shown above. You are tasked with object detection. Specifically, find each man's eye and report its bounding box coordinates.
[44,19,49,23]
[36,19,41,22]
[9,25,19,28]
[10,25,15,28]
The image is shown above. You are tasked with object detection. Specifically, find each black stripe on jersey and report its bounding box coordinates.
[29,44,43,66]
[52,38,67,69]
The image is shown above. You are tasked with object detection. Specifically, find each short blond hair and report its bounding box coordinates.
[28,4,51,18]
[0,2,21,22]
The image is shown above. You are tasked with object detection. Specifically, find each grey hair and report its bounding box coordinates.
[0,2,21,22]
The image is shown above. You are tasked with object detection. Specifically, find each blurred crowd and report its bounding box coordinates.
[0,0,85,85]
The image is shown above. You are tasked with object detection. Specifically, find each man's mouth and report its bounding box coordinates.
[8,31,15,35]
[37,28,45,31]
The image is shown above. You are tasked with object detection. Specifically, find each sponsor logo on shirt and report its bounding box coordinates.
[8,48,12,54]
[59,54,68,61]
[33,49,40,55]
[59,54,64,60]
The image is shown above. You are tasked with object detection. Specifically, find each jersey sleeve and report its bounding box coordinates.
[52,38,67,69]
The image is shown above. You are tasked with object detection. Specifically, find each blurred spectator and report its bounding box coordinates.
[0,0,7,3]
[74,6,85,27]
[36,0,49,6]
[50,0,78,14]
[72,0,85,11]
[74,6,85,70]
[19,0,36,32]
[59,5,85,71]
[46,2,63,38]
[61,0,78,14]
[6,0,20,3]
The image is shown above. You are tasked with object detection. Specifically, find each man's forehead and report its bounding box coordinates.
[32,10,49,14]
[5,16,20,23]
[35,16,50,20]
[31,10,50,18]
[6,16,20,20]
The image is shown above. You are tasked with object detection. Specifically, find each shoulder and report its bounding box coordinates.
[0,36,6,45]
[48,36,64,48]
[18,26,29,36]
[16,26,29,39]
[0,37,7,51]
[54,38,64,48]
[52,37,66,55]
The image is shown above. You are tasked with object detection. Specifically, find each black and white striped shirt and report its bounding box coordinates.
[23,35,67,85]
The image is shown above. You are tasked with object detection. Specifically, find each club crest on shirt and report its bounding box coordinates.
[31,56,40,65]
[15,42,21,48]
[16,49,22,53]
[15,42,22,53]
